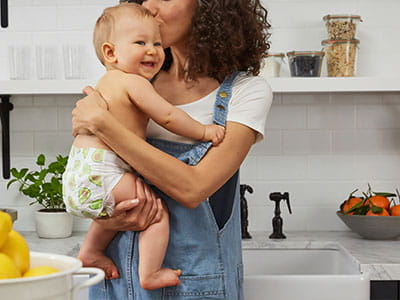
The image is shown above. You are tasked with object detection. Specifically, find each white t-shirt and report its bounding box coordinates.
[147,73,273,144]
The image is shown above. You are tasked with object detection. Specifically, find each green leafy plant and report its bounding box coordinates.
[7,154,68,211]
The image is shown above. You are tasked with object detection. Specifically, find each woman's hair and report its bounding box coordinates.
[94,2,153,65]
[122,0,271,82]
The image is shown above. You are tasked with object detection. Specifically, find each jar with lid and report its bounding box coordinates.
[321,39,359,77]
[260,53,285,78]
[286,51,324,77]
[323,15,362,40]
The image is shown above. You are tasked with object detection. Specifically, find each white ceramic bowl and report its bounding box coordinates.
[337,211,400,240]
[0,251,104,300]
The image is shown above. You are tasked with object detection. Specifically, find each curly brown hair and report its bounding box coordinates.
[122,0,271,82]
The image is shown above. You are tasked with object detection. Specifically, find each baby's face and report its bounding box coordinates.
[112,13,165,79]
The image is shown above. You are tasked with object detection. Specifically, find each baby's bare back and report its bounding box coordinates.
[73,71,148,150]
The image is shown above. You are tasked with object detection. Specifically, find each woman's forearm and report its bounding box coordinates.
[92,112,255,208]
[92,110,203,207]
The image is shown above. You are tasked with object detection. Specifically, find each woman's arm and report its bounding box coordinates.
[73,90,256,209]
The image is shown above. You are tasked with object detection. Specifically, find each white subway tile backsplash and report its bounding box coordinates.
[382,93,400,105]
[34,132,72,155]
[382,130,400,154]
[331,93,382,105]
[56,6,105,31]
[11,107,58,131]
[356,105,400,129]
[266,104,307,130]
[256,156,308,180]
[354,155,400,181]
[10,7,57,31]
[10,95,33,107]
[58,106,74,130]
[11,132,34,155]
[283,130,331,154]
[281,93,330,105]
[308,104,356,129]
[250,130,282,156]
[308,155,356,180]
[332,130,383,154]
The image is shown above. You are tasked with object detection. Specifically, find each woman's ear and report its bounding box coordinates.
[102,42,117,64]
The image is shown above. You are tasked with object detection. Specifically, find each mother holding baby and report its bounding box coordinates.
[72,0,272,299]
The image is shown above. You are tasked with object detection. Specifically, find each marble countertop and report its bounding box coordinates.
[22,231,400,281]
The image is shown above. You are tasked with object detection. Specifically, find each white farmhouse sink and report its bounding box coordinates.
[243,246,369,300]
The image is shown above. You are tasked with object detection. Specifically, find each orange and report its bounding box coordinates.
[366,208,390,216]
[390,205,400,216]
[342,197,363,215]
[367,195,390,211]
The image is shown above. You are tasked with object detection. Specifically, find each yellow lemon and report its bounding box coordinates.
[23,266,59,278]
[0,211,12,248]
[0,253,20,279]
[0,230,30,274]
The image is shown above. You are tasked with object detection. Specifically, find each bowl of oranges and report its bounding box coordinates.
[337,185,400,240]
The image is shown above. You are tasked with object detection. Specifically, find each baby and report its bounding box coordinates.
[62,3,224,290]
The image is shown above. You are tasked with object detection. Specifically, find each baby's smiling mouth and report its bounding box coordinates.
[141,61,156,68]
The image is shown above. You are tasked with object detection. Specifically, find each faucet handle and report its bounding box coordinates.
[269,192,292,214]
[284,192,292,214]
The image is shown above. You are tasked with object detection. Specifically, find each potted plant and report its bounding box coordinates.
[7,154,72,238]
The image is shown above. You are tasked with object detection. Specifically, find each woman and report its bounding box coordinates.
[72,0,272,299]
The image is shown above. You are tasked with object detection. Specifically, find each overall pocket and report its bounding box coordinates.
[162,273,226,299]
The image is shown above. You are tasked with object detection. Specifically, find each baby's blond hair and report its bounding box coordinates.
[93,3,153,65]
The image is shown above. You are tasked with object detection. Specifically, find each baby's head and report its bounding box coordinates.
[93,3,165,79]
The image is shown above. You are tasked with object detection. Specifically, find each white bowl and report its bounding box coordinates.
[0,251,104,300]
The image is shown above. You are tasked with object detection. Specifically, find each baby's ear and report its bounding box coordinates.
[102,42,117,64]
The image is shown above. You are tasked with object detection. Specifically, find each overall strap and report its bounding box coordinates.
[213,71,241,126]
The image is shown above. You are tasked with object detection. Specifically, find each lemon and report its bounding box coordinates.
[0,230,30,274]
[23,266,59,278]
[0,211,12,248]
[0,253,20,279]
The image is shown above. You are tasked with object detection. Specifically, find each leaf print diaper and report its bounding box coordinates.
[62,146,133,218]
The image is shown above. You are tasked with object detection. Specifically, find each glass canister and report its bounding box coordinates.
[260,53,285,78]
[286,51,324,77]
[322,39,359,77]
[323,14,362,40]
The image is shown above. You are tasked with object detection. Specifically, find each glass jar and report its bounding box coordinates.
[260,53,285,78]
[323,14,362,40]
[322,39,359,77]
[286,51,324,77]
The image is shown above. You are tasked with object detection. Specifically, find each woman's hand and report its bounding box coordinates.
[72,86,108,137]
[94,178,163,231]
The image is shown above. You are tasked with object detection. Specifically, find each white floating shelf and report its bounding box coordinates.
[267,77,400,93]
[0,80,97,95]
[0,77,400,95]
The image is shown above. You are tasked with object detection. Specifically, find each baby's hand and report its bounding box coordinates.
[203,124,225,146]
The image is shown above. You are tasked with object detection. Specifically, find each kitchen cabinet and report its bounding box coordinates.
[371,281,399,300]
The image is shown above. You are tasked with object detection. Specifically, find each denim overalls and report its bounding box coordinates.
[89,72,244,300]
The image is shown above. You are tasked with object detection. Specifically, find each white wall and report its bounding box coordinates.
[0,0,399,233]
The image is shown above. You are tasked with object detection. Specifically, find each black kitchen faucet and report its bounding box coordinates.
[269,192,292,239]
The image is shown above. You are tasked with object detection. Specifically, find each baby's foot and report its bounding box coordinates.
[78,250,119,279]
[140,268,181,290]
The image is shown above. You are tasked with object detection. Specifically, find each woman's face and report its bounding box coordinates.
[141,0,198,48]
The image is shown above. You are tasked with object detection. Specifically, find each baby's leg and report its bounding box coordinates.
[78,222,119,279]
[139,202,181,290]
[79,173,138,279]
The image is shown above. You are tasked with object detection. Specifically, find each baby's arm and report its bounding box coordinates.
[122,74,225,145]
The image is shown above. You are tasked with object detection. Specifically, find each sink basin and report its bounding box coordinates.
[243,246,369,300]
